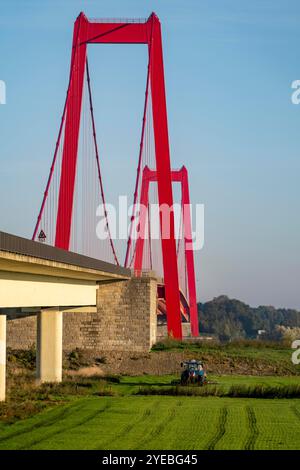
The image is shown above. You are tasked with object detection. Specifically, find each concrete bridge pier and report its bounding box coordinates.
[0,314,6,401]
[0,230,131,400]
[37,308,63,383]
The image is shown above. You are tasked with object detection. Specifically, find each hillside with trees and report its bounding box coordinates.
[197,296,300,341]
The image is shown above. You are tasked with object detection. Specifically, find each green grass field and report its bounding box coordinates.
[0,395,300,450]
[1,374,300,450]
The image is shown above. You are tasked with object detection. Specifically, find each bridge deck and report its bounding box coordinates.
[0,231,131,310]
[0,231,130,282]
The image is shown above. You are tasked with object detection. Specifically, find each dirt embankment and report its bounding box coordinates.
[7,346,298,377]
[82,350,296,376]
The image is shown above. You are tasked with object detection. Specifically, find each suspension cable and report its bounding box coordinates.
[86,57,119,265]
[124,16,154,268]
[32,21,82,241]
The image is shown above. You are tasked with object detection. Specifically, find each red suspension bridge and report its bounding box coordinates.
[32,12,199,340]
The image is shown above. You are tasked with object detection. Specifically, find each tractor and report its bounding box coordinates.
[180,360,207,386]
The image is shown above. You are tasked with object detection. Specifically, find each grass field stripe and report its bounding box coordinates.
[0,399,111,451]
[290,405,300,422]
[205,406,228,450]
[0,398,88,446]
[96,399,159,450]
[244,406,259,450]
[136,400,182,449]
[24,400,112,450]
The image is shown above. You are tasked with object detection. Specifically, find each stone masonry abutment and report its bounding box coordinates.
[7,275,158,354]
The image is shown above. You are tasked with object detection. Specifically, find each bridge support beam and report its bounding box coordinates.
[37,308,63,383]
[0,314,6,401]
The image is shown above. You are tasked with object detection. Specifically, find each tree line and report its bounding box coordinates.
[197,295,300,341]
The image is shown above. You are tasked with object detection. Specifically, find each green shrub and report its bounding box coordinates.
[136,383,300,399]
[136,385,223,397]
[228,384,300,398]
[7,347,36,370]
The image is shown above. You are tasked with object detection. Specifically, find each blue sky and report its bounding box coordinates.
[0,0,299,308]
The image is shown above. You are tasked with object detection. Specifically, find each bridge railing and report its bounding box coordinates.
[89,18,147,24]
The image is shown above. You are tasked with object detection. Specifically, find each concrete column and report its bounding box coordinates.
[0,315,6,401]
[37,308,62,383]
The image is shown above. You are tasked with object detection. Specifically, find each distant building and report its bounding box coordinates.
[257,329,266,339]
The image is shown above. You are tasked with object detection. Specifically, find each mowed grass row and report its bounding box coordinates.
[0,396,300,450]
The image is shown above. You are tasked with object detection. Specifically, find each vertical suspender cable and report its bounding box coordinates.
[86,57,119,265]
[32,22,82,241]
[125,16,154,268]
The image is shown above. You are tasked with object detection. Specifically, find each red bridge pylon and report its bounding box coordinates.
[33,12,200,339]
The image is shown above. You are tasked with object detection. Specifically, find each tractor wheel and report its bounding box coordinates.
[180,370,189,386]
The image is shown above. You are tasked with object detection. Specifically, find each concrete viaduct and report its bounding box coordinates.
[0,231,158,401]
